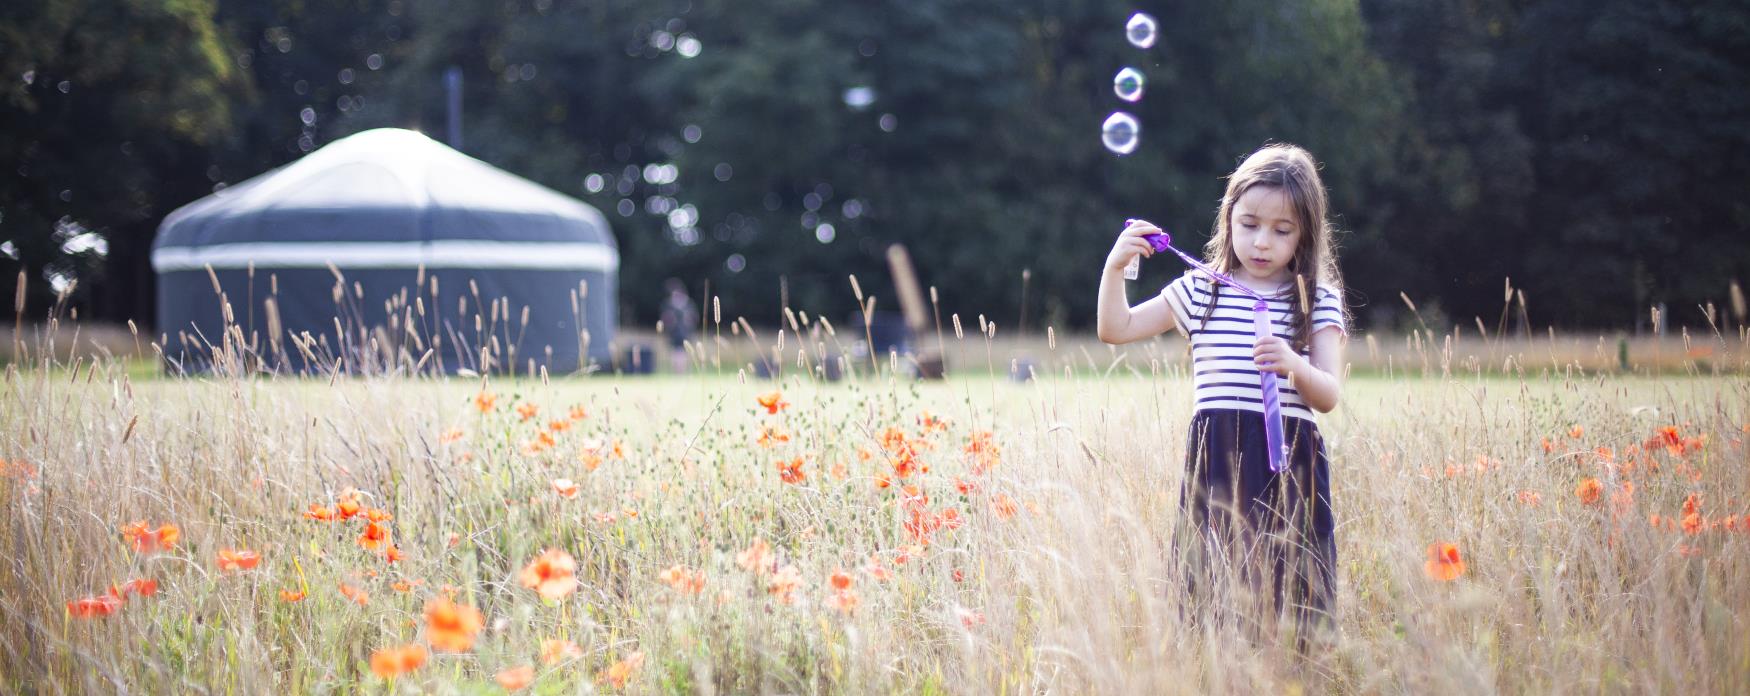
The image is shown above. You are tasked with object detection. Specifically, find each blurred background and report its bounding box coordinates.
[2,0,1747,343]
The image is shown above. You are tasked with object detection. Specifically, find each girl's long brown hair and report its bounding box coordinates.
[1197,144,1347,352]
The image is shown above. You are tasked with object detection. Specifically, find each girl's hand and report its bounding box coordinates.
[1253,336,1304,377]
[1105,219,1162,273]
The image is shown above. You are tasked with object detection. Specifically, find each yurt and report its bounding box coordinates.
[151,128,617,375]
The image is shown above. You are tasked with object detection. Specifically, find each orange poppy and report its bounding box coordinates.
[279,589,307,602]
[424,597,484,652]
[579,447,605,472]
[1424,542,1465,581]
[384,544,404,563]
[0,456,37,479]
[120,521,180,553]
[990,494,1020,519]
[547,418,572,433]
[1516,490,1542,507]
[568,404,589,421]
[755,425,790,449]
[1575,478,1603,505]
[391,578,425,593]
[826,588,859,614]
[595,651,645,689]
[359,521,391,551]
[1569,425,1584,439]
[440,427,466,444]
[756,391,789,414]
[111,577,158,599]
[496,665,535,691]
[519,548,579,600]
[364,508,393,522]
[540,638,583,665]
[339,582,369,606]
[965,431,1001,474]
[829,570,853,591]
[216,548,262,572]
[67,594,123,618]
[863,555,892,582]
[766,565,803,604]
[517,402,540,421]
[369,643,428,679]
[776,457,806,484]
[304,504,337,521]
[475,391,498,413]
[735,538,774,575]
[658,565,706,594]
[956,607,986,628]
[553,478,581,499]
[336,491,363,520]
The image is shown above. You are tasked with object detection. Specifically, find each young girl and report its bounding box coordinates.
[1096,143,1348,634]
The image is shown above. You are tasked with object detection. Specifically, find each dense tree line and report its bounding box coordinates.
[3,0,1745,334]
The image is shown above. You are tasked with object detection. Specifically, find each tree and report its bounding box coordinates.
[0,0,242,323]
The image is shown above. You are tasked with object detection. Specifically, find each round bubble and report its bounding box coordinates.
[1101,112,1140,156]
[726,254,746,273]
[815,223,836,244]
[1126,13,1157,49]
[1114,67,1145,102]
[677,35,702,58]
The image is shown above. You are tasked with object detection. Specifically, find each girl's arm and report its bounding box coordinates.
[1256,326,1346,412]
[1097,220,1177,344]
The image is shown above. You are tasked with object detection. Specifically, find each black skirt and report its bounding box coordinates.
[1176,408,1336,625]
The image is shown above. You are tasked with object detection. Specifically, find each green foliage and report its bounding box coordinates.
[0,0,243,320]
[1,0,1745,331]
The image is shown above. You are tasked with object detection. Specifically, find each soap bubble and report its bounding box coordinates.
[1101,112,1139,156]
[1126,13,1157,49]
[1114,67,1145,102]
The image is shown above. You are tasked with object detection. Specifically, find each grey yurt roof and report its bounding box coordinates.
[152,128,617,375]
[153,127,616,265]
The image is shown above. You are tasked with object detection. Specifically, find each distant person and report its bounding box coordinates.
[1095,143,1349,642]
[658,278,698,373]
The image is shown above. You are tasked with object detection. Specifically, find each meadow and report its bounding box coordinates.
[2,322,1747,694]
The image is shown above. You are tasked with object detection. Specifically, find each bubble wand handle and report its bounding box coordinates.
[1252,300,1288,473]
[1142,231,1287,473]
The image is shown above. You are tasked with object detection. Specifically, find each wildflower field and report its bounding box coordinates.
[2,357,1747,693]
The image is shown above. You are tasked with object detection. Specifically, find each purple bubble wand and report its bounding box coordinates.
[1137,229,1288,473]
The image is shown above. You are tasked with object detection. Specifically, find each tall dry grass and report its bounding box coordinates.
[2,313,1747,692]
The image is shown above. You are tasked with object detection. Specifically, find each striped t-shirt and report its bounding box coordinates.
[1160,271,1346,422]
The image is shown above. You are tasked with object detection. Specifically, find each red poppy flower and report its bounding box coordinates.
[1424,542,1465,581]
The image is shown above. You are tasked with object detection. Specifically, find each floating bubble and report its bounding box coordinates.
[815,223,836,244]
[843,86,875,110]
[726,254,746,273]
[677,35,702,58]
[1126,13,1157,49]
[1102,112,1140,156]
[1114,67,1145,102]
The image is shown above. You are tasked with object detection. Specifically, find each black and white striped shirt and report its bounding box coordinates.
[1160,271,1345,422]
